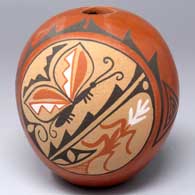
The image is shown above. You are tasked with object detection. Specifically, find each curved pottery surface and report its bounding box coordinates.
[16,7,179,187]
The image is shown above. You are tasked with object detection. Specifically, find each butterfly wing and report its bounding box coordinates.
[25,86,71,122]
[54,43,94,101]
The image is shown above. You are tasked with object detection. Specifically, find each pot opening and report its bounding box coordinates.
[82,7,114,15]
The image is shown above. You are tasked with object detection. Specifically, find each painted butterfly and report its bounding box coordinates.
[25,43,124,128]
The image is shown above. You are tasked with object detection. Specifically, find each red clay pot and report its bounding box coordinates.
[16,6,179,187]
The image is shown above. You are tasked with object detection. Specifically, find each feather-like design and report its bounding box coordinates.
[128,99,150,125]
